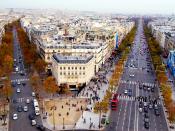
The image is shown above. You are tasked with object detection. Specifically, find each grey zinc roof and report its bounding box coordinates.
[53,54,93,64]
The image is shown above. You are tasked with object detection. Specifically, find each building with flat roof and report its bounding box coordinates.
[52,54,95,88]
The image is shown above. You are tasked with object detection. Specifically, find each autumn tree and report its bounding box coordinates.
[43,76,59,98]
[34,58,47,74]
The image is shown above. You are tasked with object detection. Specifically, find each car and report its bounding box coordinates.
[147,87,151,91]
[155,109,160,116]
[149,104,153,109]
[144,113,149,118]
[23,106,28,112]
[124,89,128,95]
[17,105,23,112]
[16,88,21,93]
[13,113,18,120]
[129,74,135,77]
[144,107,148,113]
[139,107,142,112]
[144,122,149,129]
[154,104,158,110]
[128,89,132,97]
[144,118,149,123]
[151,88,154,92]
[17,81,20,85]
[22,82,26,86]
[28,114,35,120]
[36,125,45,131]
[31,119,37,126]
[32,92,35,97]
[26,98,30,104]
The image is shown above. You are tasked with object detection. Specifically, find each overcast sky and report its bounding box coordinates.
[1,0,175,14]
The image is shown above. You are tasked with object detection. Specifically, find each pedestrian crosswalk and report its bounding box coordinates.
[117,95,135,101]
[120,80,137,85]
[13,97,33,103]
[120,80,155,87]
[11,78,29,83]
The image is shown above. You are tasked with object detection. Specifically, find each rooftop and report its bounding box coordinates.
[53,54,93,64]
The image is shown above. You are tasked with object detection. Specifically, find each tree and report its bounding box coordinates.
[43,77,59,98]
[94,101,109,128]
[30,74,41,93]
[3,55,13,74]
[34,58,47,74]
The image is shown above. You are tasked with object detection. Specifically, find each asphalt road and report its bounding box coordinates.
[8,28,44,131]
[106,18,169,131]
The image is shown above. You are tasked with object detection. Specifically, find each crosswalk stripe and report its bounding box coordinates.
[117,95,135,101]
[11,78,29,82]
[120,80,155,87]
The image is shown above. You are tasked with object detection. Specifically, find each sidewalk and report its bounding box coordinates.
[162,57,175,100]
[74,62,115,130]
[0,104,9,131]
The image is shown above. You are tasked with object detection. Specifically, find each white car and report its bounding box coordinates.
[26,99,30,104]
[139,108,143,112]
[17,81,20,85]
[13,113,18,120]
[23,106,28,112]
[129,74,135,77]
[16,88,21,93]
[31,119,37,126]
[32,92,35,97]
[124,89,128,95]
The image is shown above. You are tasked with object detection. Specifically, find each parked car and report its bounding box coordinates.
[31,119,37,126]
[36,125,45,131]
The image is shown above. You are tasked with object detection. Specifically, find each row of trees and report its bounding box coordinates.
[94,25,137,114]
[144,24,175,122]
[0,23,14,125]
[14,20,70,100]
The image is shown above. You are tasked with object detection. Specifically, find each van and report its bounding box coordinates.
[34,107,40,116]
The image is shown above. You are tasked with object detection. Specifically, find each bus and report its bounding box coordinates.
[111,93,118,110]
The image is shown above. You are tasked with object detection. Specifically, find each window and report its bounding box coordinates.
[83,67,85,70]
[79,67,81,70]
[60,72,62,75]
[68,67,70,70]
[60,67,62,70]
[68,72,70,75]
[83,72,85,75]
[64,72,66,75]
[64,67,66,70]
[75,67,77,70]
[72,72,74,75]
[79,72,81,75]
[72,67,74,70]
[75,72,77,75]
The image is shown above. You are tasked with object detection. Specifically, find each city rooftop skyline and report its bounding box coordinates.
[1,0,175,14]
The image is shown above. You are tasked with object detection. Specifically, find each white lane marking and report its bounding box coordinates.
[128,100,133,131]
[121,101,128,131]
[116,99,124,131]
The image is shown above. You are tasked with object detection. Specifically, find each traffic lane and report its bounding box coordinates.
[9,102,40,131]
[115,100,128,131]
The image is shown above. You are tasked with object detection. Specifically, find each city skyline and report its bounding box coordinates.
[1,0,175,14]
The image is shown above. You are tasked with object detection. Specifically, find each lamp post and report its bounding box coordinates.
[63,117,65,129]
[51,101,56,130]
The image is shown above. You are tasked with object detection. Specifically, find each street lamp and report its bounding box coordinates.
[51,101,56,130]
[63,117,65,129]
